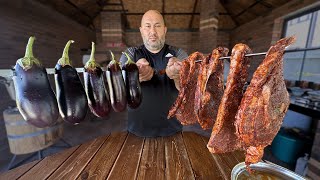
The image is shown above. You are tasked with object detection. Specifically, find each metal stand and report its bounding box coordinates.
[7,151,40,170]
[50,138,72,149]
[7,138,72,170]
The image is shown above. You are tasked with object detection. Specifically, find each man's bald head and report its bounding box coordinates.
[141,10,165,27]
[140,10,167,53]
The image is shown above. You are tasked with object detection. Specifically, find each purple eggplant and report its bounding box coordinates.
[55,40,88,124]
[13,36,59,128]
[83,42,111,117]
[106,51,127,112]
[122,52,142,109]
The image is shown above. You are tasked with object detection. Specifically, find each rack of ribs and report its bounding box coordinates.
[207,44,252,153]
[234,36,296,167]
[194,47,229,129]
[167,52,204,125]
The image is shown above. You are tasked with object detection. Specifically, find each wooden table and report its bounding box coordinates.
[0,131,244,180]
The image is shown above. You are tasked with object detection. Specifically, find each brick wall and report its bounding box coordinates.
[0,0,95,68]
[0,0,95,137]
[125,31,143,48]
[95,11,126,63]
[199,0,219,54]
[230,0,318,78]
[216,0,236,50]
[217,30,231,49]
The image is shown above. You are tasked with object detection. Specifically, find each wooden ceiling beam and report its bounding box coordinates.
[162,0,165,13]
[119,0,126,14]
[125,12,200,15]
[105,3,122,6]
[219,12,231,15]
[119,0,128,28]
[220,0,261,25]
[189,0,198,28]
[219,1,240,26]
[96,0,108,8]
[102,9,128,12]
[234,0,261,18]
[258,0,274,9]
[96,0,103,8]
[89,0,109,28]
[65,0,93,21]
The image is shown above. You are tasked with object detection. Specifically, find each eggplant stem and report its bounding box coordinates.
[25,36,35,58]
[110,50,115,61]
[109,50,120,66]
[62,40,74,59]
[89,42,95,62]
[58,40,74,66]
[17,36,41,70]
[85,42,100,69]
[122,52,135,64]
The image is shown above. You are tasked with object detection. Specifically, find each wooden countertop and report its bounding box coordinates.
[0,131,245,180]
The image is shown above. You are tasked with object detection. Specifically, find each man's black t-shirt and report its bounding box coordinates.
[120,44,188,137]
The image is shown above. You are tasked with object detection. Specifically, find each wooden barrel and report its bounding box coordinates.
[3,108,64,155]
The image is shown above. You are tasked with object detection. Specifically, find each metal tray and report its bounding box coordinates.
[231,161,306,180]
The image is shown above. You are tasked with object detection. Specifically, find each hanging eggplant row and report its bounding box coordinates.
[13,36,59,128]
[12,39,142,127]
[55,40,88,124]
[106,51,127,112]
[122,52,142,109]
[84,42,111,117]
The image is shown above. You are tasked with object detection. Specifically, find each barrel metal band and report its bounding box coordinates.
[4,120,29,126]
[6,123,62,139]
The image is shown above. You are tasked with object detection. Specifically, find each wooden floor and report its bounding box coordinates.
[0,132,245,180]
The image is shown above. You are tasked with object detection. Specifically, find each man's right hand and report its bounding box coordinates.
[136,58,154,82]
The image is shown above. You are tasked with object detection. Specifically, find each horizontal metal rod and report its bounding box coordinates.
[196,46,320,62]
[219,52,267,60]
[1,47,320,78]
[195,52,267,62]
[0,68,86,78]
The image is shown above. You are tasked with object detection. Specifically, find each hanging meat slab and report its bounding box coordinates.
[194,47,229,130]
[234,36,296,167]
[167,52,204,125]
[207,44,252,153]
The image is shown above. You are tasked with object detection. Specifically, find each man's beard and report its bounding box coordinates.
[143,36,165,52]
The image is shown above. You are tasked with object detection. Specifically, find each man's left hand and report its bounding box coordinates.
[166,57,182,80]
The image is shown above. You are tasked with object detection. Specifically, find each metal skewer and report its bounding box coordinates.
[1,46,319,77]
[194,45,320,62]
[0,52,269,77]
[195,51,268,62]
[219,52,268,60]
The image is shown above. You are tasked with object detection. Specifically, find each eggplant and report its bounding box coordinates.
[84,42,111,117]
[55,40,88,124]
[122,52,142,109]
[106,51,127,112]
[13,36,59,128]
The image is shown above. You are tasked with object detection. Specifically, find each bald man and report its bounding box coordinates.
[120,10,188,137]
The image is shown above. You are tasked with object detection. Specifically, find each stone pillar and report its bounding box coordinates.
[95,10,127,64]
[199,0,219,54]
